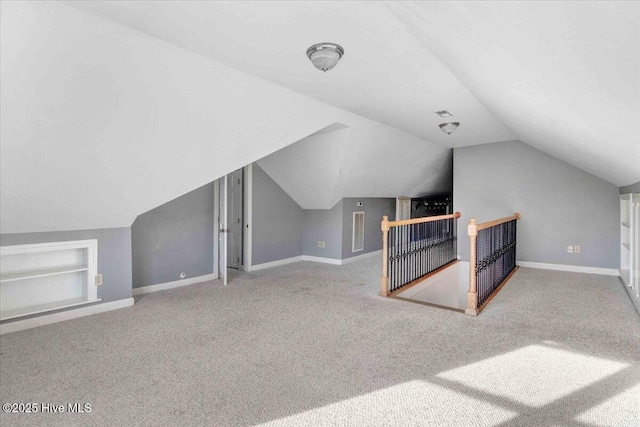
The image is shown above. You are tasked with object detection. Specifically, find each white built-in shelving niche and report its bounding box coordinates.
[620,194,640,303]
[0,240,100,321]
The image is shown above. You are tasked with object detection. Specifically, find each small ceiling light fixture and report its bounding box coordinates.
[306,42,344,72]
[439,122,460,135]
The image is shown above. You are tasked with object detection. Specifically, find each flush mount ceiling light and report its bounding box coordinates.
[439,122,460,135]
[306,43,344,72]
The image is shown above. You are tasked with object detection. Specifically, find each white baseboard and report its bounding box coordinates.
[251,250,382,270]
[341,250,382,265]
[133,273,216,296]
[304,250,382,265]
[0,298,134,335]
[251,256,304,271]
[517,261,620,276]
[302,255,342,265]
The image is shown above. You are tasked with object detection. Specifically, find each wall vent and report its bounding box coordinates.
[435,110,453,118]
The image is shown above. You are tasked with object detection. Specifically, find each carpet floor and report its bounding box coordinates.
[1,257,639,426]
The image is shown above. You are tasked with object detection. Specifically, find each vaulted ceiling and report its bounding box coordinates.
[1,1,638,232]
[60,0,639,186]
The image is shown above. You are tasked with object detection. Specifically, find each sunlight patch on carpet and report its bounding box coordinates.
[255,380,517,427]
[436,344,629,407]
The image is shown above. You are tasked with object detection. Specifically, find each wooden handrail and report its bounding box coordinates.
[475,213,521,231]
[387,212,461,228]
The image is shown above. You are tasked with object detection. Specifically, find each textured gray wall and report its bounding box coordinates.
[620,182,640,194]
[131,181,215,288]
[302,200,344,259]
[0,227,132,302]
[252,164,303,265]
[454,140,620,268]
[341,198,395,260]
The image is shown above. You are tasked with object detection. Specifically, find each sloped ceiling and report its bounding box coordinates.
[60,0,639,187]
[0,1,340,232]
[2,1,638,233]
[257,121,452,209]
[57,0,515,149]
[388,1,640,187]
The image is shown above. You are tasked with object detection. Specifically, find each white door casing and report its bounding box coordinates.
[227,168,243,269]
[218,176,228,286]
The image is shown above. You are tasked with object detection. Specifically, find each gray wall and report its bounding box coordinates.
[303,200,344,260]
[454,140,620,268]
[1,227,132,302]
[620,182,640,194]
[252,164,303,265]
[341,198,395,260]
[131,181,215,288]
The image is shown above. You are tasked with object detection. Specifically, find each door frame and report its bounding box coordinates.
[214,164,253,280]
[243,164,253,272]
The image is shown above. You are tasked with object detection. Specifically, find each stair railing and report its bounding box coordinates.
[380,212,461,297]
[466,213,521,315]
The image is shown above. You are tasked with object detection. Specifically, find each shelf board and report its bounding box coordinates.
[0,297,101,321]
[0,265,88,283]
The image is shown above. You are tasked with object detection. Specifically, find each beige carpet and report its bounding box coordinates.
[1,257,639,426]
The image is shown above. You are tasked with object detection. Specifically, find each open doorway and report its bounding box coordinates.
[214,165,252,285]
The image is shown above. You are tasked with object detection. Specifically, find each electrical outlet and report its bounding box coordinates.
[567,245,574,253]
[574,245,581,254]
[317,240,322,248]
[321,241,326,248]
[95,274,103,286]
[180,272,186,279]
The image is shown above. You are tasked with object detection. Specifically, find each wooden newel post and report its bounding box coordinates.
[466,218,479,315]
[379,215,390,297]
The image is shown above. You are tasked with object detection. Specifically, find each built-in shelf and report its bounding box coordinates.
[1,239,98,321]
[0,297,101,321]
[0,265,88,283]
[620,193,639,308]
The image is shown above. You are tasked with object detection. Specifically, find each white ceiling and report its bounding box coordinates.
[0,1,340,232]
[2,1,638,233]
[61,0,640,186]
[58,0,515,150]
[388,1,640,187]
[257,121,452,210]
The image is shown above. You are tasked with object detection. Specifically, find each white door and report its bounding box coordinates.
[634,193,640,298]
[227,168,243,269]
[218,176,228,286]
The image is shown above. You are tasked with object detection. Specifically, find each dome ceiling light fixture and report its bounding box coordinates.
[306,42,344,72]
[439,122,460,135]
